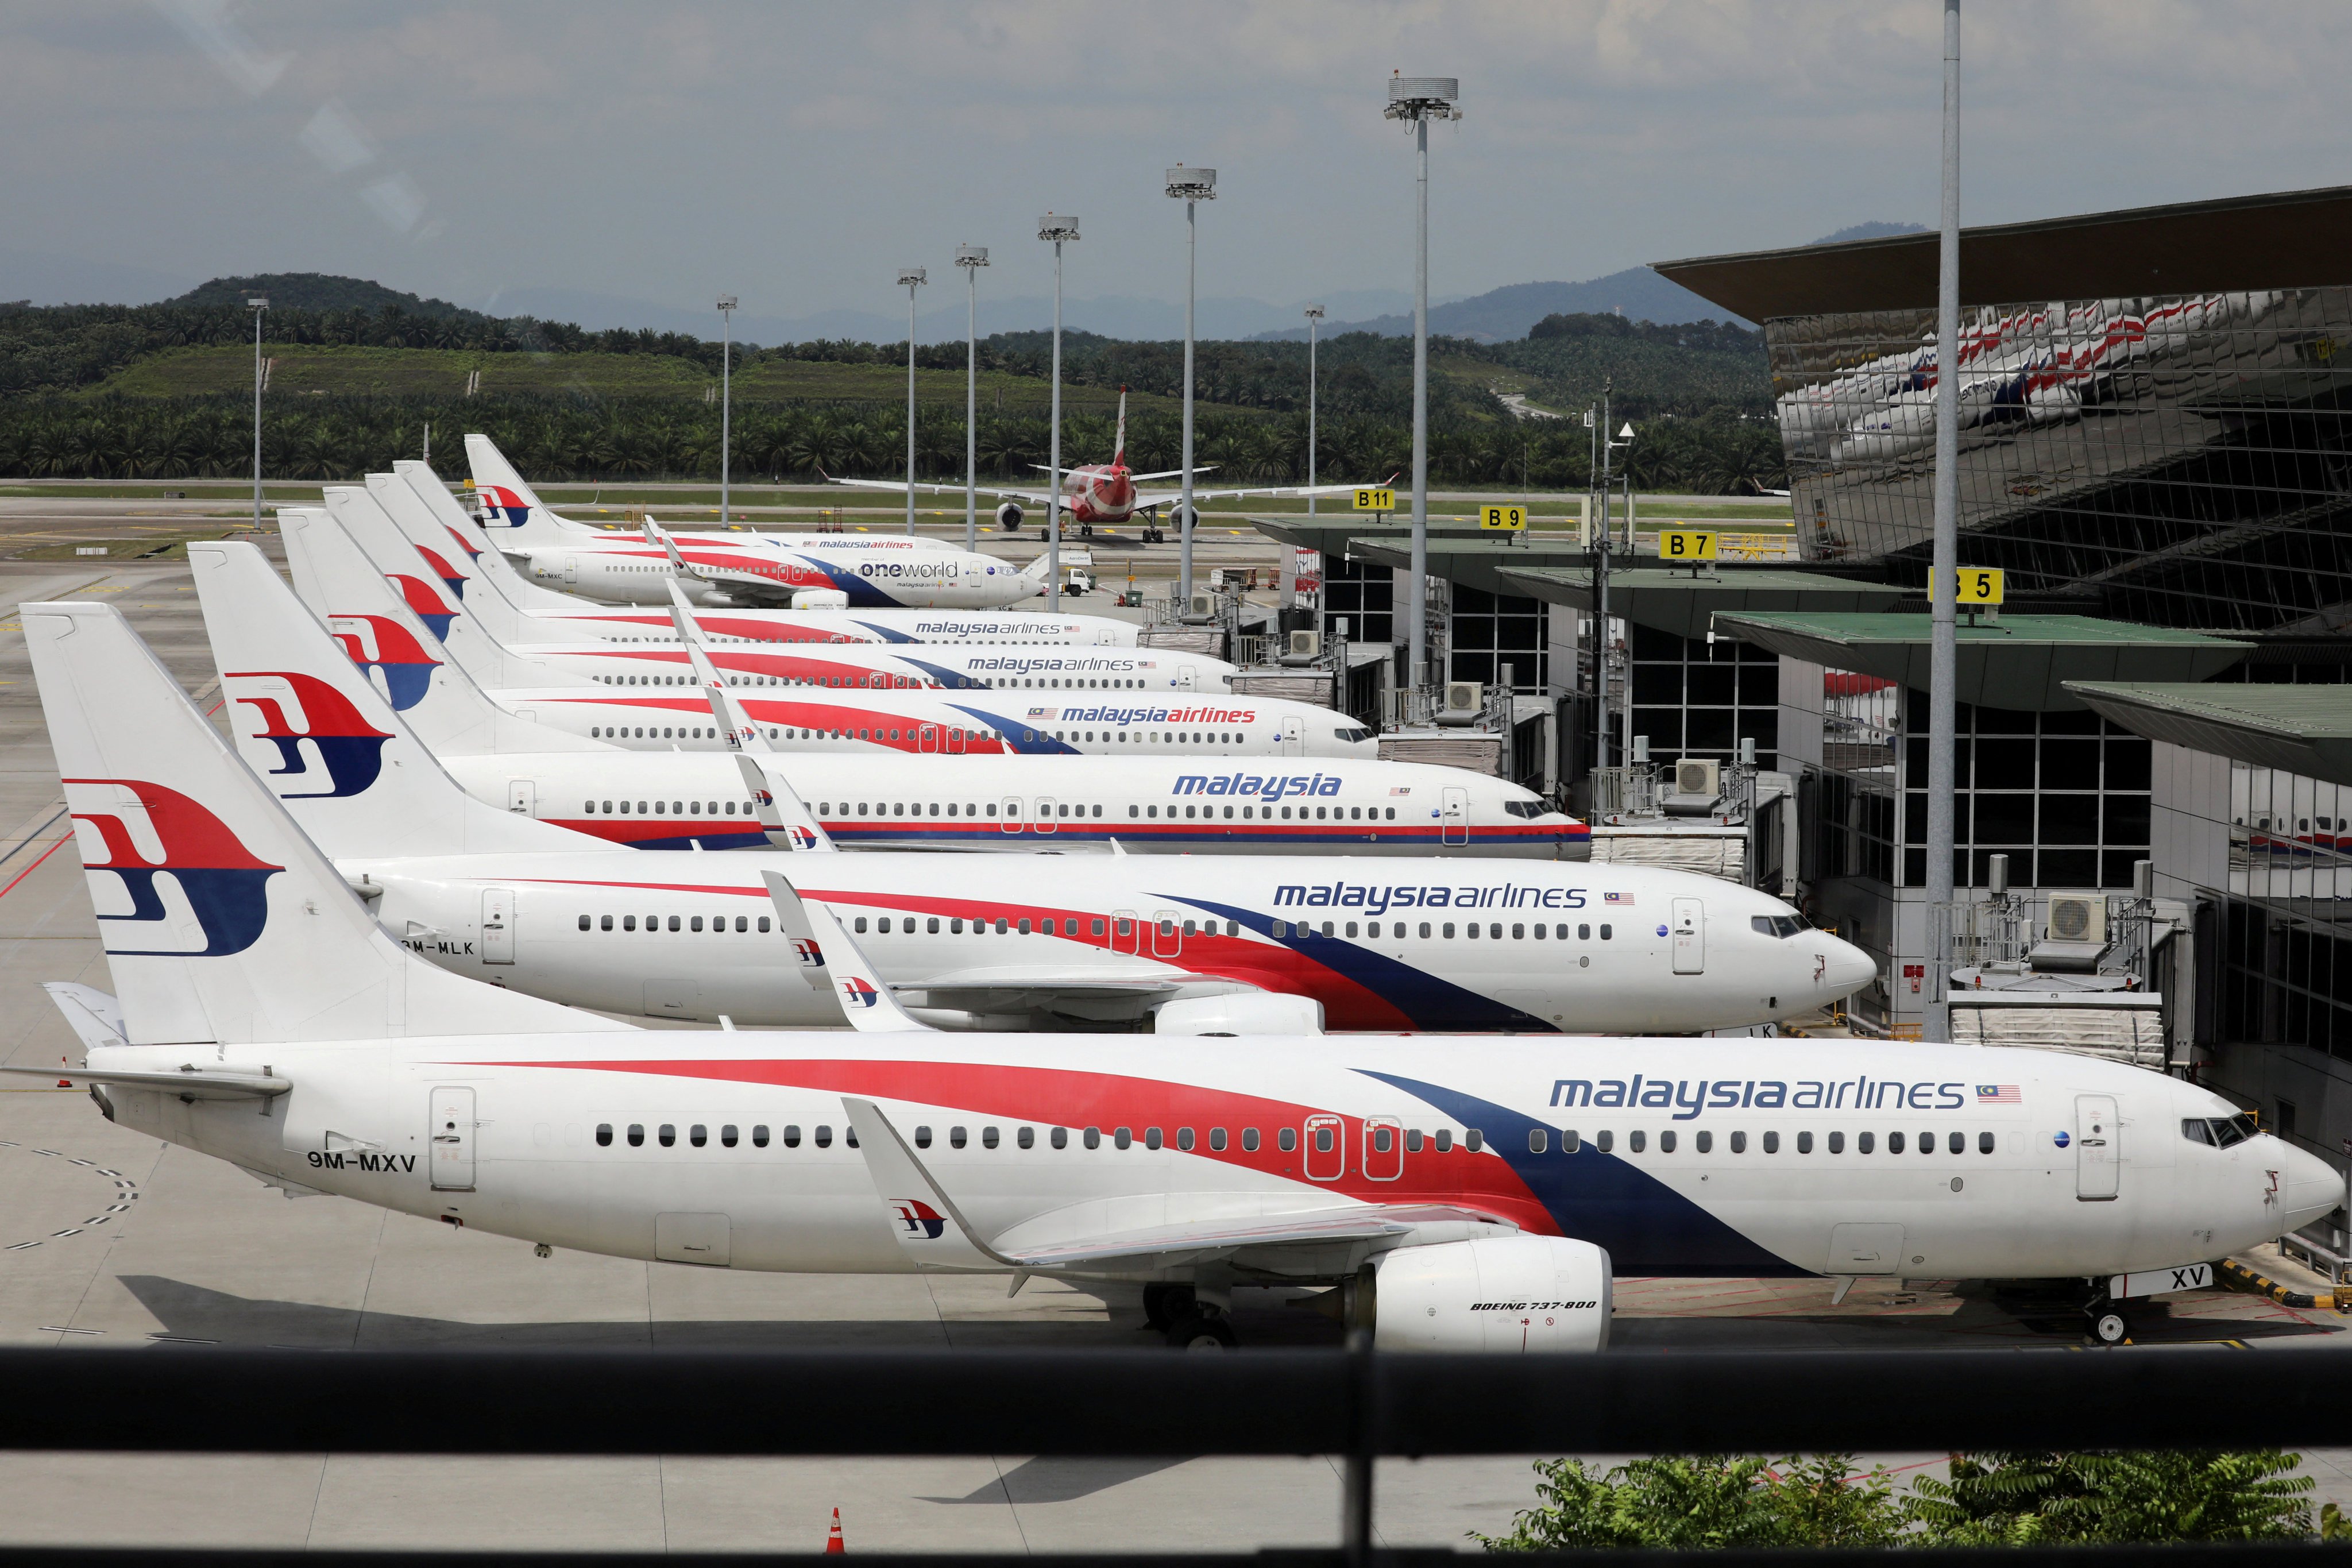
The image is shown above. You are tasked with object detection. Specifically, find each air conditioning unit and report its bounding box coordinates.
[1187,592,1218,620]
[1287,629,1321,660]
[1444,681,1483,715]
[1674,757,1721,798]
[2045,893,2107,945]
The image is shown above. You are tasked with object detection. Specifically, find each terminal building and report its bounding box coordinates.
[1261,186,2352,1223]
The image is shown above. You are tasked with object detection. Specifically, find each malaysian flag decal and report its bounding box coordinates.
[1976,1084,2022,1103]
[1604,891,1633,905]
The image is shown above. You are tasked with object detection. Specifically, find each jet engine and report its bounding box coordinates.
[1153,992,1324,1035]
[1362,1235,1612,1353]
[995,501,1025,532]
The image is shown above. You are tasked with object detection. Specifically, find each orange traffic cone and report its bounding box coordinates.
[825,1507,845,1554]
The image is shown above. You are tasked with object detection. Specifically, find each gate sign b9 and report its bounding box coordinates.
[1352,487,1396,512]
[1658,528,1718,562]
[1480,504,1527,531]
[1930,567,2006,605]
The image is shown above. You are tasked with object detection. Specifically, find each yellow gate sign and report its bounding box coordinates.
[1929,567,2006,604]
[1480,504,1527,531]
[1658,528,1718,562]
[1352,486,1396,512]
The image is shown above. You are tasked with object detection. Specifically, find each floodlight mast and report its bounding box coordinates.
[1165,165,1216,604]
[954,246,988,554]
[244,296,271,528]
[899,269,927,536]
[716,295,736,527]
[1038,215,1079,612]
[1287,302,1326,614]
[1385,75,1459,696]
[1925,0,1963,1042]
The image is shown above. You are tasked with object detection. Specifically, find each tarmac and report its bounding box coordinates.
[2,540,2350,1552]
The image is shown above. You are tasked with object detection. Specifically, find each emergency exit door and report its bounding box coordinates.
[481,889,516,964]
[1441,787,1469,846]
[1671,898,1705,974]
[507,780,535,815]
[429,1086,475,1191]
[2075,1094,2119,1200]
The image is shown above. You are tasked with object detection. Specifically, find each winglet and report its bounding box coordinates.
[645,517,706,581]
[840,1095,1015,1271]
[736,754,835,852]
[759,871,927,1029]
[665,584,773,756]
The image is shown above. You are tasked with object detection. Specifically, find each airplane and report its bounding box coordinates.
[377,462,1141,647]
[828,389,1391,537]
[255,516,1581,856]
[309,493,1231,694]
[19,593,2329,1349]
[289,497,1378,763]
[176,546,1829,1031]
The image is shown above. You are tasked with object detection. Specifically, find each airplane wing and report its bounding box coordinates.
[841,1094,1515,1275]
[827,474,1060,508]
[5,1064,291,1100]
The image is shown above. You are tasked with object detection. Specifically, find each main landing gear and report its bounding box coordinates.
[1142,1283,1237,1349]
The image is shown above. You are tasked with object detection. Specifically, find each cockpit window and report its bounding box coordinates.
[1750,915,1809,939]
[1503,799,1548,819]
[1335,727,1375,744]
[2184,1114,2259,1148]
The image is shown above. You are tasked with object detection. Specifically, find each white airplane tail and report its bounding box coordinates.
[279,507,608,761]
[391,461,598,612]
[464,432,590,544]
[1114,387,1127,469]
[24,597,622,1045]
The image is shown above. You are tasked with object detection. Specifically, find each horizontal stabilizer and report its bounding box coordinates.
[2,1064,288,1099]
[42,982,127,1051]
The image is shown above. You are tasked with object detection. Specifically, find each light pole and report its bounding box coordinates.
[1925,0,1963,1042]
[1038,214,1079,611]
[898,268,926,536]
[716,295,736,525]
[1284,303,1327,619]
[1385,75,1460,694]
[246,295,268,528]
[954,246,988,554]
[1165,165,1216,605]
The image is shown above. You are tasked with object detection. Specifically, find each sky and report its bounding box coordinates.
[5,1,2351,338]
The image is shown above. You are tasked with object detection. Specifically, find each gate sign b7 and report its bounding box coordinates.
[1659,529,1717,562]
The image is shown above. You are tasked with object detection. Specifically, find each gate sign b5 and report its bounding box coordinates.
[1659,528,1717,562]
[1929,567,2006,605]
[1479,504,1526,531]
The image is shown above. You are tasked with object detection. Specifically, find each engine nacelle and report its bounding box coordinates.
[790,588,851,611]
[1153,992,1324,1036]
[1368,1235,1612,1353]
[995,501,1025,531]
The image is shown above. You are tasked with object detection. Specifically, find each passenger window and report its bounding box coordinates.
[1920,1131,1934,1155]
[1561,1129,1580,1153]
[1114,1127,1133,1150]
[627,1123,644,1147]
[1209,1127,1227,1151]
[1443,922,1456,939]
[1512,924,1524,940]
[1016,1126,1034,1149]
[1374,1127,1395,1153]
[1242,1128,1261,1153]
[1177,1127,1195,1151]
[1764,1131,1780,1153]
[950,1127,968,1149]
[1947,1130,1963,1154]
[1600,924,1613,940]
[914,1126,932,1149]
[601,916,613,931]
[1405,1129,1422,1152]
[1596,1130,1613,1153]
[813,1125,832,1148]
[982,1127,999,1149]
[1312,1126,1332,1153]
[1859,1131,1875,1154]
[1978,1131,1995,1154]
[596,1122,612,1147]
[1092,918,1105,937]
[577,915,590,931]
[1419,922,1432,938]
[1888,1131,1905,1154]
[720,1125,737,1148]
[1730,1131,1746,1153]
[1146,1127,1164,1150]
[1579,924,1590,940]
[1628,1130,1645,1153]
[1084,1126,1102,1149]
[782,1125,800,1148]
[658,1124,676,1148]
[1828,1130,1845,1153]
[689,1124,707,1148]
[1435,1129,1454,1153]
[1697,1131,1713,1153]
[1658,1130,1676,1153]
[752,1125,769,1148]
[1527,1129,1547,1153]
[1051,1127,1068,1149]
[1279,1128,1299,1152]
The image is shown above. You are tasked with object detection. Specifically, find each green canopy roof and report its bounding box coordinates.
[2066,681,2352,784]
[1710,613,2253,711]
[1497,566,1905,641]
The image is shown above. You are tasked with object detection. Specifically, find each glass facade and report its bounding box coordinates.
[1319,555,1392,647]
[1628,625,1779,771]
[1447,585,1546,694]
[1774,286,2352,632]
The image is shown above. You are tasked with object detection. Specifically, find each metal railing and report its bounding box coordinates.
[6,1346,2352,1566]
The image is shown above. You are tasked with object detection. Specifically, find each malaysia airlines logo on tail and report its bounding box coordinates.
[226,671,395,799]
[326,615,441,711]
[787,826,821,850]
[388,574,459,639]
[840,976,882,1009]
[412,544,471,603]
[480,485,531,528]
[66,779,283,957]
[890,1199,948,1241]
[443,525,481,562]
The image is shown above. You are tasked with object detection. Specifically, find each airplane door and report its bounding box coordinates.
[1362,1117,1404,1180]
[428,1086,476,1191]
[1035,797,1057,835]
[1152,910,1183,957]
[947,725,966,754]
[561,556,579,586]
[1111,910,1140,955]
[919,724,939,754]
[1671,897,1705,974]
[2075,1095,2119,1200]
[1279,717,1305,757]
[507,779,536,816]
[999,798,1023,833]
[1177,664,1197,691]
[1304,1114,1345,1180]
[481,889,516,965]
[1441,787,1470,846]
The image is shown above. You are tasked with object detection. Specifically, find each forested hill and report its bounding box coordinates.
[172,273,486,319]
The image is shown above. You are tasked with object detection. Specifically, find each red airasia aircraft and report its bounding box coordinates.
[831,390,1385,537]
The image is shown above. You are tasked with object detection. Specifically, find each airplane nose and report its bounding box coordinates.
[1820,936,1876,999]
[2280,1142,2344,1230]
